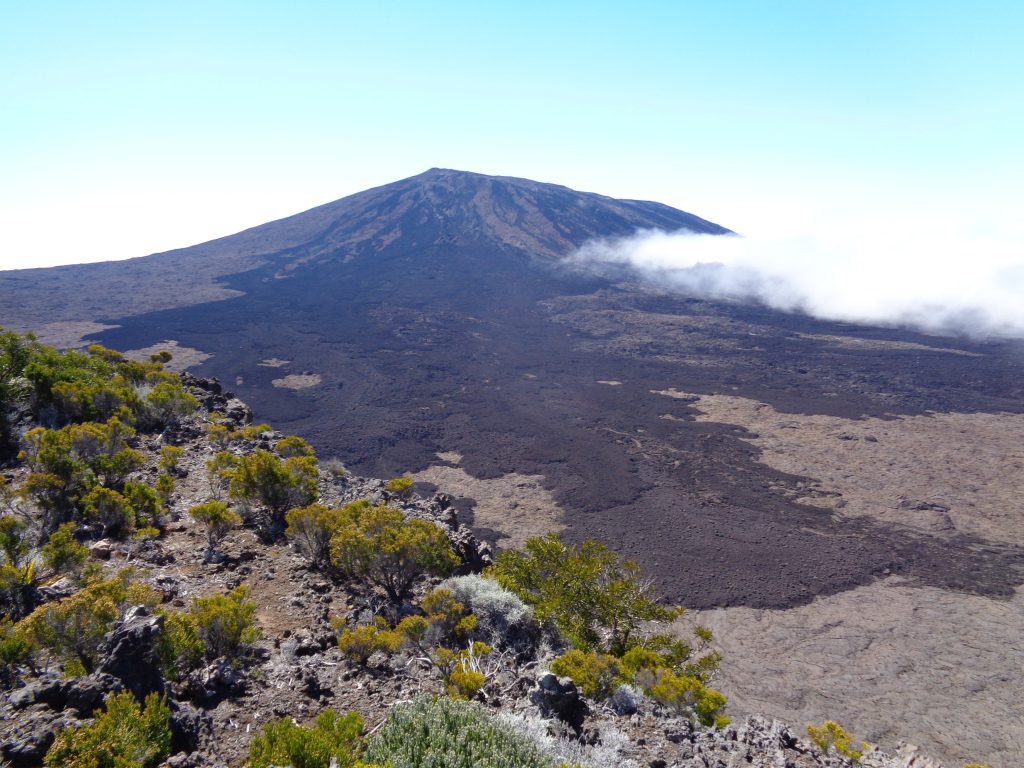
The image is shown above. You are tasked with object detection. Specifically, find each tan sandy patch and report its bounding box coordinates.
[29,321,120,349]
[123,339,213,372]
[271,373,322,390]
[657,392,1024,546]
[413,452,564,549]
[798,333,981,356]
[693,581,1024,767]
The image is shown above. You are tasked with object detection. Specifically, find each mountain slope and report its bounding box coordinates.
[0,168,729,333]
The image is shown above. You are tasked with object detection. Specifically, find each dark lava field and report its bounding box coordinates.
[4,169,1024,611]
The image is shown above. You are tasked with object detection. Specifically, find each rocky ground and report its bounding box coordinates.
[0,377,962,768]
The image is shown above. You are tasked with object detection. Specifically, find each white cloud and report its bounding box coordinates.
[566,223,1024,339]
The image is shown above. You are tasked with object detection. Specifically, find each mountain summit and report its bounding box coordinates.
[0,169,730,327]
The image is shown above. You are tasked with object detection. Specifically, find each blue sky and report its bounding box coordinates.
[1,1,1022,269]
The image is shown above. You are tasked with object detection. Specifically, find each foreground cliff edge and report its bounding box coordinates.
[0,332,985,767]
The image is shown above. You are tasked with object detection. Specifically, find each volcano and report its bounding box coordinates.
[1,169,1021,611]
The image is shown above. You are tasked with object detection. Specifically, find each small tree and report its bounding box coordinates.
[189,500,241,557]
[45,691,171,768]
[41,522,89,577]
[329,503,458,600]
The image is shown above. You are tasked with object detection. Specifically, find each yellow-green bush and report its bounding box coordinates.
[247,708,379,768]
[488,533,681,653]
[550,649,621,699]
[329,503,458,600]
[44,691,171,767]
[807,720,864,762]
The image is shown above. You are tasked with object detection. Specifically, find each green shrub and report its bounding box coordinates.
[156,610,205,680]
[420,587,477,642]
[807,720,864,762]
[432,641,493,699]
[44,691,171,767]
[16,572,136,673]
[0,515,28,568]
[247,708,376,768]
[124,481,162,529]
[329,502,458,600]
[488,534,681,653]
[276,435,316,459]
[40,522,89,576]
[228,449,318,523]
[550,649,621,700]
[158,445,184,472]
[0,617,31,683]
[366,697,559,768]
[285,503,346,566]
[188,500,241,554]
[385,475,414,501]
[189,585,260,659]
[82,486,135,538]
[154,473,175,505]
[649,669,729,728]
[0,559,39,620]
[336,621,405,664]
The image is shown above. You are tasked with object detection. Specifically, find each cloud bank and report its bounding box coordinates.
[566,227,1024,339]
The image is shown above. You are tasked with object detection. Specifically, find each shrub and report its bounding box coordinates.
[247,708,372,768]
[44,691,171,767]
[0,515,28,568]
[82,486,135,538]
[550,650,621,699]
[228,449,318,523]
[420,587,477,643]
[365,697,559,768]
[433,641,493,699]
[17,572,136,673]
[285,503,346,566]
[276,436,315,459]
[385,475,414,501]
[124,481,162,529]
[189,585,260,659]
[154,473,175,505]
[807,720,864,762]
[158,445,184,472]
[0,559,39,620]
[336,622,405,665]
[329,503,458,600]
[156,610,205,680]
[188,500,241,555]
[40,522,88,576]
[488,534,680,653]
[0,617,31,684]
[648,669,729,728]
[140,380,198,428]
[442,574,533,647]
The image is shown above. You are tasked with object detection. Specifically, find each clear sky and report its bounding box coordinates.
[1,1,1022,270]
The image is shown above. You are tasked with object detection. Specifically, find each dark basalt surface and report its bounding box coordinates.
[7,169,1024,609]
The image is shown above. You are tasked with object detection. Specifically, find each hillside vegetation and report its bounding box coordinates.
[0,330,968,767]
